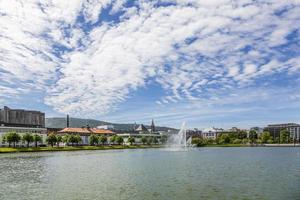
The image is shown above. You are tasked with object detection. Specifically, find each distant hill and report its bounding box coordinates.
[45,117,176,132]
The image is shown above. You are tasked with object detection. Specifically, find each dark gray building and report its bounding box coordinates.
[0,106,45,128]
[264,123,300,142]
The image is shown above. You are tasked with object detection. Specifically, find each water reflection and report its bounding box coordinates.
[0,148,299,200]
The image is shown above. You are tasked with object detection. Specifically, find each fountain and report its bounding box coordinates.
[168,122,189,150]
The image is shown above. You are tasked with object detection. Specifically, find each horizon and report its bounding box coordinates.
[1,1,300,129]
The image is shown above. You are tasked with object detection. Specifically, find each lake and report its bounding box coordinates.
[0,147,299,200]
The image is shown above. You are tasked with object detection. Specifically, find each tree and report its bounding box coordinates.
[68,135,76,146]
[141,136,147,145]
[127,137,135,145]
[63,134,70,146]
[116,136,124,145]
[33,134,43,147]
[56,135,62,147]
[249,130,257,143]
[160,135,168,144]
[46,133,57,147]
[110,135,117,144]
[22,133,34,147]
[74,135,82,145]
[260,131,272,143]
[280,129,289,143]
[233,139,242,144]
[153,137,158,144]
[5,132,21,147]
[219,134,230,144]
[147,137,153,145]
[89,134,99,146]
[191,137,206,147]
[99,135,107,145]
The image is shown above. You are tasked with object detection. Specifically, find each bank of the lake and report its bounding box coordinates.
[0,145,163,153]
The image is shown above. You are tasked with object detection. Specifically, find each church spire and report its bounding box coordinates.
[151,119,155,133]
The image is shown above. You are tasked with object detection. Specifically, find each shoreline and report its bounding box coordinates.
[0,145,164,154]
[1,143,299,153]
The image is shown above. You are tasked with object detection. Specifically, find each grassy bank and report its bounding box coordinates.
[0,145,163,153]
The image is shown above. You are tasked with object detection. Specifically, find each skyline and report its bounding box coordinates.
[1,0,300,129]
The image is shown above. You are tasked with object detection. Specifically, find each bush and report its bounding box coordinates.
[99,135,107,145]
[127,137,135,145]
[89,134,99,146]
[191,137,206,147]
[115,136,124,145]
[233,139,242,144]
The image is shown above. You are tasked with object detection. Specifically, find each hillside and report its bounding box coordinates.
[45,117,176,132]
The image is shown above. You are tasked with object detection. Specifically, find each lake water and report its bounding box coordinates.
[0,147,299,200]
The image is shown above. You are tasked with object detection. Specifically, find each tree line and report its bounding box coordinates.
[192,129,293,147]
[1,132,166,148]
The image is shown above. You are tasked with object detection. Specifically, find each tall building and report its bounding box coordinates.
[0,106,45,128]
[264,123,300,141]
[0,106,46,147]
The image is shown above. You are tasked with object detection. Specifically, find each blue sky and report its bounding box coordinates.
[0,0,300,129]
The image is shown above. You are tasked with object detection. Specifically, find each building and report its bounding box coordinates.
[202,127,223,139]
[265,123,300,142]
[97,125,114,130]
[135,124,150,134]
[150,119,155,133]
[0,106,46,146]
[57,127,115,145]
[0,106,45,127]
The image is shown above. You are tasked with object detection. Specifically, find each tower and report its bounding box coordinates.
[67,114,69,127]
[151,119,155,133]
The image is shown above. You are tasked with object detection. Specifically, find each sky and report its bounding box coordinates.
[0,0,300,129]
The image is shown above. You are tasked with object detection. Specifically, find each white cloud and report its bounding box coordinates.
[0,0,300,118]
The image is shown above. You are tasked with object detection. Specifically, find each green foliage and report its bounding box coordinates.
[33,134,43,147]
[219,134,230,144]
[191,137,206,147]
[115,136,124,145]
[75,135,82,145]
[260,131,272,143]
[249,130,258,143]
[62,134,70,145]
[22,133,34,147]
[280,129,290,143]
[153,137,158,144]
[56,135,63,147]
[242,138,249,144]
[233,139,242,144]
[206,138,215,144]
[5,132,21,147]
[89,134,99,146]
[141,136,147,145]
[160,135,168,144]
[46,133,57,147]
[110,135,117,144]
[147,137,153,145]
[127,136,135,145]
[99,135,107,145]
[267,139,274,144]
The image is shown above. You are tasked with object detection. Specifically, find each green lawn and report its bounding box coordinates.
[0,145,163,153]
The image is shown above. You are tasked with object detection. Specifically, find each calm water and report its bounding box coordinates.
[0,147,299,200]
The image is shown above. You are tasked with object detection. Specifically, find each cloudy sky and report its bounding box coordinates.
[0,0,300,128]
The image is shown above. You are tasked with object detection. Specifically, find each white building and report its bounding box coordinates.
[0,126,47,147]
[202,127,223,139]
[97,125,114,130]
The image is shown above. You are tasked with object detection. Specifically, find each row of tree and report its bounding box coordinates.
[1,132,165,148]
[2,132,43,147]
[191,129,293,146]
